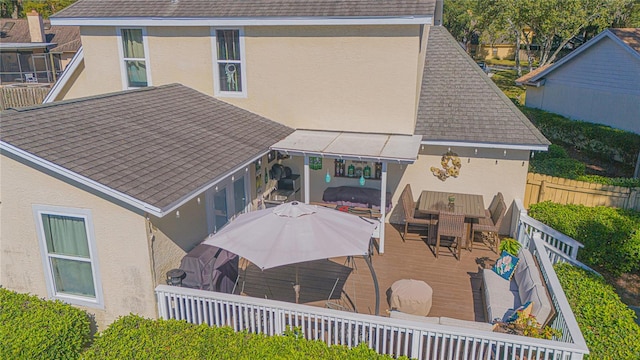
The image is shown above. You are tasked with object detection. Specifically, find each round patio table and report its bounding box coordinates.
[389,279,433,316]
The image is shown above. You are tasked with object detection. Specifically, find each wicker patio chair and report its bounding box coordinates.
[400,184,435,241]
[473,192,506,252]
[435,211,466,260]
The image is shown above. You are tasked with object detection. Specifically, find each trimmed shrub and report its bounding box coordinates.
[555,264,640,359]
[521,107,640,165]
[528,202,640,275]
[574,175,640,188]
[529,158,586,179]
[532,144,568,162]
[0,288,92,359]
[83,314,402,359]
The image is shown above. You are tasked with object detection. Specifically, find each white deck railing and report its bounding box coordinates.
[511,199,585,261]
[155,199,590,359]
[156,283,587,359]
[512,199,599,275]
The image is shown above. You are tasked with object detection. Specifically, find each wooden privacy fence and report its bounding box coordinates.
[0,86,50,110]
[525,173,640,211]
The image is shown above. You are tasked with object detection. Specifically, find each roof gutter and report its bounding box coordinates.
[516,79,546,87]
[50,15,433,27]
[269,147,417,164]
[421,140,549,151]
[0,141,164,217]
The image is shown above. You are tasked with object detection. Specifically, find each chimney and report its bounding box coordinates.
[434,0,444,26]
[27,10,46,43]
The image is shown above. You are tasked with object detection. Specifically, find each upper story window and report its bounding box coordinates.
[33,205,103,308]
[213,28,246,97]
[118,28,151,89]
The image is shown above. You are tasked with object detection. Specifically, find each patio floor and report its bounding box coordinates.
[235,224,500,322]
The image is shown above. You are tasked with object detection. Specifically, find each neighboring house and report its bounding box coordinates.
[0,10,81,85]
[1,0,549,329]
[517,28,640,135]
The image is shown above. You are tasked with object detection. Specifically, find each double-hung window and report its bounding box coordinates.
[34,205,103,308]
[118,28,150,88]
[213,28,246,96]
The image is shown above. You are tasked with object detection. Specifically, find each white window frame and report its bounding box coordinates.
[116,27,152,90]
[211,27,247,97]
[205,168,250,234]
[33,205,104,309]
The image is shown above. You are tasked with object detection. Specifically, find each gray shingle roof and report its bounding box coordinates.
[53,0,435,18]
[416,26,549,147]
[0,84,293,213]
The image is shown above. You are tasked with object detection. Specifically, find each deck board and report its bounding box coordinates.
[235,224,499,322]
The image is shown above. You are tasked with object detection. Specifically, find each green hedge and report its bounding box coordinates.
[574,175,640,188]
[554,264,640,359]
[528,202,640,275]
[83,314,401,359]
[530,143,640,187]
[521,107,640,165]
[0,288,92,359]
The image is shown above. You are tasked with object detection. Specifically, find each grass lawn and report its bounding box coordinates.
[485,59,539,67]
[490,69,527,105]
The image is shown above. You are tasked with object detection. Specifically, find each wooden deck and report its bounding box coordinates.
[235,224,500,322]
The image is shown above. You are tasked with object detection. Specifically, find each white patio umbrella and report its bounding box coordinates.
[202,201,381,314]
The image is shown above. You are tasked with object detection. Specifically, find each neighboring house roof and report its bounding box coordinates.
[609,28,640,53]
[516,28,640,85]
[416,26,549,149]
[0,84,293,217]
[513,64,552,85]
[0,18,80,51]
[51,0,435,25]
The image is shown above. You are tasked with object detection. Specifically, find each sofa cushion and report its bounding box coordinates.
[521,284,553,326]
[483,269,519,322]
[492,251,520,281]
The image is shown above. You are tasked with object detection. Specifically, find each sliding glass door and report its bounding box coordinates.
[206,171,249,234]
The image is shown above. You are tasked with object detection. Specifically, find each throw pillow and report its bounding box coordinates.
[492,251,520,281]
[506,301,533,323]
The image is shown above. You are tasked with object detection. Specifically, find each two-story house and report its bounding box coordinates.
[1,0,549,330]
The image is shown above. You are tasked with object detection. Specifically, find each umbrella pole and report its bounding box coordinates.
[293,266,300,304]
[363,254,379,316]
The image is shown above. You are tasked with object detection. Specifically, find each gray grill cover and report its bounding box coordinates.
[179,243,238,293]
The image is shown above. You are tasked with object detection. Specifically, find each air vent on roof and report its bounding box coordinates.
[44,23,51,30]
[2,22,14,31]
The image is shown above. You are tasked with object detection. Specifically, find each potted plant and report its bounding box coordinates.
[499,237,522,256]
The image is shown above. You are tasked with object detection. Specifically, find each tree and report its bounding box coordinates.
[526,0,633,66]
[443,0,481,53]
[22,0,76,18]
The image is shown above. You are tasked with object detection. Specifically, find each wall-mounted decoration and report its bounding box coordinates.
[309,156,322,170]
[430,151,462,181]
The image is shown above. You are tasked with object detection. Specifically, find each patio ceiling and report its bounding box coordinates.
[270,130,422,164]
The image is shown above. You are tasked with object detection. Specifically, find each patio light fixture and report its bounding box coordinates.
[359,174,366,186]
[176,210,180,219]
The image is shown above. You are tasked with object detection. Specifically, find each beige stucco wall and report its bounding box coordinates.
[148,196,209,286]
[388,146,531,234]
[0,155,156,330]
[59,25,422,135]
[62,26,122,99]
